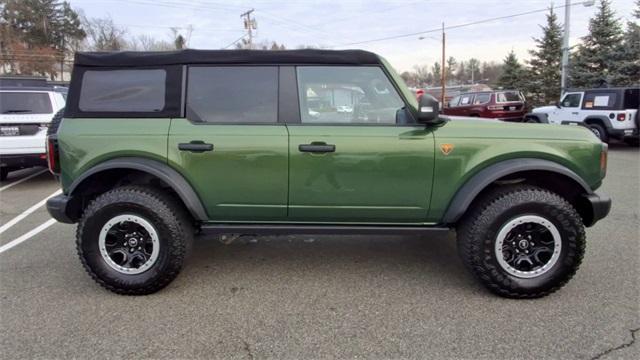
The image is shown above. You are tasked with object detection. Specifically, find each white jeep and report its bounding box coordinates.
[525,87,639,145]
[0,87,66,180]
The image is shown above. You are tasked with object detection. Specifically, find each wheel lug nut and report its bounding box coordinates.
[138,246,141,250]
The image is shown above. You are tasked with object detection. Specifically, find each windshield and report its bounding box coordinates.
[0,92,52,114]
[496,91,523,103]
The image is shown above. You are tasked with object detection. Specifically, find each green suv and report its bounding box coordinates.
[46,49,611,297]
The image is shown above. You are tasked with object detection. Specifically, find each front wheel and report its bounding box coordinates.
[457,185,585,298]
[77,186,193,295]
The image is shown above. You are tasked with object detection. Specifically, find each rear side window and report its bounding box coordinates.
[186,66,278,123]
[0,92,52,114]
[79,69,166,112]
[473,93,491,104]
[583,92,617,109]
[496,91,522,103]
[459,94,473,106]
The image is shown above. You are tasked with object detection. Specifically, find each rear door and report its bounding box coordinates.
[168,66,289,221]
[287,66,435,223]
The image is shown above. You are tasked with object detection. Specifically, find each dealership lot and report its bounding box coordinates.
[0,146,638,359]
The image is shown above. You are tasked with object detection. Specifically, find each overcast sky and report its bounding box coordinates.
[69,0,636,72]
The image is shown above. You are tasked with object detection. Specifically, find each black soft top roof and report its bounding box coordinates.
[74,49,382,67]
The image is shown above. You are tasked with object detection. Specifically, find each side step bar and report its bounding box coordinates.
[200,224,450,236]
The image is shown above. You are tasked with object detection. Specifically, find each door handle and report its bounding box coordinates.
[299,141,336,153]
[571,112,579,115]
[178,140,213,153]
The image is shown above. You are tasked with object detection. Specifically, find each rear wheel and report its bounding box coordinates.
[77,185,193,295]
[587,123,609,143]
[457,185,585,298]
[0,167,8,181]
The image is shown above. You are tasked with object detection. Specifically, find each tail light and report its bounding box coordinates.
[600,143,608,178]
[616,113,626,121]
[487,105,503,111]
[46,135,60,174]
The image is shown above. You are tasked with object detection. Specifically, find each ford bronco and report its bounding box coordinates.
[46,49,611,297]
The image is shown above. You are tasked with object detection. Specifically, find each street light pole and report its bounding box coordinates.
[561,0,595,95]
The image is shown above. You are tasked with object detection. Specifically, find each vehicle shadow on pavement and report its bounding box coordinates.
[179,231,481,296]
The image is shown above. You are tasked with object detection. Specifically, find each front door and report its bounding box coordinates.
[548,92,583,124]
[287,66,435,223]
[168,66,288,221]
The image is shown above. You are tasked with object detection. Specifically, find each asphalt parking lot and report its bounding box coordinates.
[0,145,638,359]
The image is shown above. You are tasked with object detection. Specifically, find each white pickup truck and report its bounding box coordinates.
[525,87,639,145]
[0,87,66,180]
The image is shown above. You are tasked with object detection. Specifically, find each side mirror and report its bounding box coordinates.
[554,101,561,108]
[417,94,440,124]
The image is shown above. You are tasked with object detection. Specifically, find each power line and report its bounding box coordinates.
[223,34,247,49]
[331,0,594,48]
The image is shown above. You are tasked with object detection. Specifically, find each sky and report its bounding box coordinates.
[69,0,637,72]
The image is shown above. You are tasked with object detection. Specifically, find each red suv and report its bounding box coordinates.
[443,90,527,121]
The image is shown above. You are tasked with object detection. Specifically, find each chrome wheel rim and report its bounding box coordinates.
[495,215,562,278]
[98,214,159,275]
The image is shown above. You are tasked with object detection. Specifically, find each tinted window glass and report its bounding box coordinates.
[448,96,460,107]
[187,67,277,123]
[562,93,581,107]
[297,66,404,124]
[496,91,522,102]
[583,92,617,109]
[79,69,166,112]
[473,93,491,104]
[0,92,52,114]
[459,94,473,106]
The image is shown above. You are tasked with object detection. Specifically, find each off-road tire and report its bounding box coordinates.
[588,123,609,143]
[457,185,585,298]
[77,185,193,295]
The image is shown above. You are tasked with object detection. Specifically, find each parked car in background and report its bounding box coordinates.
[443,90,527,121]
[0,86,65,180]
[526,87,639,145]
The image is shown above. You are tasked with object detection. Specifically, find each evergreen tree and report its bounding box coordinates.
[611,0,639,85]
[456,61,467,83]
[446,56,457,83]
[432,62,441,85]
[498,51,523,89]
[570,0,624,88]
[525,7,563,106]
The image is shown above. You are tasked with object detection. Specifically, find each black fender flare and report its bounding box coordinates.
[441,158,592,224]
[68,157,208,221]
[525,113,549,123]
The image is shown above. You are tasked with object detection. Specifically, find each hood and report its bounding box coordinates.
[531,105,557,113]
[436,119,599,142]
[0,113,54,124]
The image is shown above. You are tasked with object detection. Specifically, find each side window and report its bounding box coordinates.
[296,66,405,124]
[79,69,166,112]
[186,66,278,123]
[561,93,581,108]
[473,93,491,104]
[459,94,473,106]
[582,92,617,109]
[448,96,460,107]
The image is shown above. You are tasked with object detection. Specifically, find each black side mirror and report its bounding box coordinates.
[417,94,440,124]
[555,101,561,108]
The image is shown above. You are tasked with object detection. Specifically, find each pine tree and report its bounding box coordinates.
[456,61,467,83]
[497,51,523,89]
[611,0,639,85]
[570,0,624,88]
[432,62,441,85]
[525,7,563,106]
[446,56,457,84]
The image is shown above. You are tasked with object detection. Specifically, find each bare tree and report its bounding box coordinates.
[82,15,127,51]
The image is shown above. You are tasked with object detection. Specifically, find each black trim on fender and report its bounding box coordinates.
[200,224,450,235]
[441,158,593,224]
[68,157,208,221]
[46,194,74,224]
[582,192,611,227]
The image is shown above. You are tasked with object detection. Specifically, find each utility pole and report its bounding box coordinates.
[561,0,595,94]
[240,9,256,49]
[441,22,446,107]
